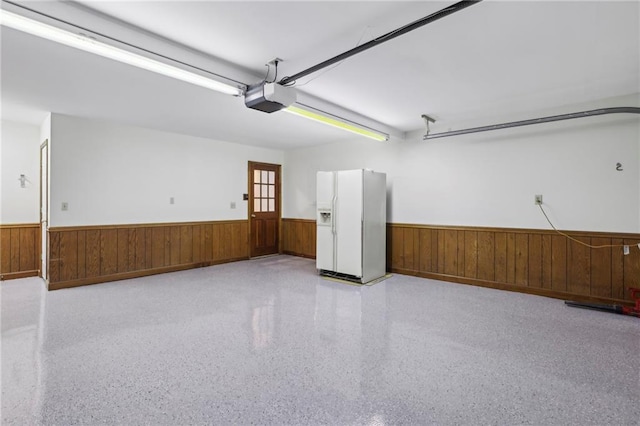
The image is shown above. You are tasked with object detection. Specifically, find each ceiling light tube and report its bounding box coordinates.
[284,105,389,141]
[0,10,243,96]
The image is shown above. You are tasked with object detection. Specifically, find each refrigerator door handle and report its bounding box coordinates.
[331,195,337,235]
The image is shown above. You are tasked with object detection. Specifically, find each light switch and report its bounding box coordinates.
[170,197,175,205]
[230,202,236,209]
[61,202,69,211]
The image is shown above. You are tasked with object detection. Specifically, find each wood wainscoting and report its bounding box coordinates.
[0,224,41,280]
[282,219,316,259]
[280,219,640,304]
[388,223,640,304]
[48,220,249,290]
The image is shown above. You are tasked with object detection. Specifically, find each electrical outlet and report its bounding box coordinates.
[230,202,236,209]
[61,202,68,211]
[169,197,174,205]
[534,194,543,205]
[623,245,630,255]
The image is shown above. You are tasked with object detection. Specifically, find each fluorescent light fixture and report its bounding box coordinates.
[284,105,389,141]
[0,10,243,96]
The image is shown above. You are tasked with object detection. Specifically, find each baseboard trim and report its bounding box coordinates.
[49,257,248,290]
[0,270,40,281]
[390,267,634,306]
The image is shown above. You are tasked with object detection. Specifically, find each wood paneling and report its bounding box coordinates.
[49,231,60,283]
[101,229,118,276]
[117,228,128,273]
[623,238,640,302]
[567,237,590,296]
[280,220,640,305]
[48,220,249,290]
[1,229,11,274]
[528,234,542,288]
[541,235,552,289]
[77,231,86,279]
[551,236,567,292]
[0,224,40,280]
[443,230,458,276]
[282,219,316,259]
[514,233,529,286]
[192,225,202,264]
[387,224,639,304]
[464,231,478,278]
[418,228,434,273]
[477,231,495,281]
[590,237,611,298]
[403,228,416,271]
[180,226,193,265]
[151,227,165,269]
[506,233,517,284]
[86,230,100,278]
[60,231,78,281]
[611,238,625,301]
[494,232,507,283]
[170,226,181,266]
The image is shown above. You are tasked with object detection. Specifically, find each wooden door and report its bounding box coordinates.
[249,162,281,257]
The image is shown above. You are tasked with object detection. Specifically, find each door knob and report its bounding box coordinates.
[251,214,256,218]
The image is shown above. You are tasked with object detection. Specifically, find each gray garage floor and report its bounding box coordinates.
[2,255,638,425]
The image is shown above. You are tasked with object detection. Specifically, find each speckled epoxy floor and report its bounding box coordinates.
[2,255,639,425]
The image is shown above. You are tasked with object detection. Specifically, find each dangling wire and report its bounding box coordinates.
[261,61,280,84]
[270,60,279,83]
[261,63,272,84]
[538,204,639,250]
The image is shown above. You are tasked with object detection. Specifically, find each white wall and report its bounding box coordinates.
[49,114,284,227]
[284,95,640,233]
[0,120,41,224]
[283,138,400,223]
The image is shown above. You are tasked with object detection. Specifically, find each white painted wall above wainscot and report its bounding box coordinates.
[284,95,640,233]
[0,120,41,224]
[49,114,284,227]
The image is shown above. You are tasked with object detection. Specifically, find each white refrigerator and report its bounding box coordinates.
[316,169,386,283]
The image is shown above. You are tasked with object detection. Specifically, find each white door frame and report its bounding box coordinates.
[39,140,48,282]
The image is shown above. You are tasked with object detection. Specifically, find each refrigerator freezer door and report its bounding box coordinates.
[316,171,335,212]
[316,171,335,271]
[335,170,363,277]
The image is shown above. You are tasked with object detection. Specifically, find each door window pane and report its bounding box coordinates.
[251,166,278,215]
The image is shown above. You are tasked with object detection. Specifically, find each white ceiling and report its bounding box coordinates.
[1,0,639,149]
